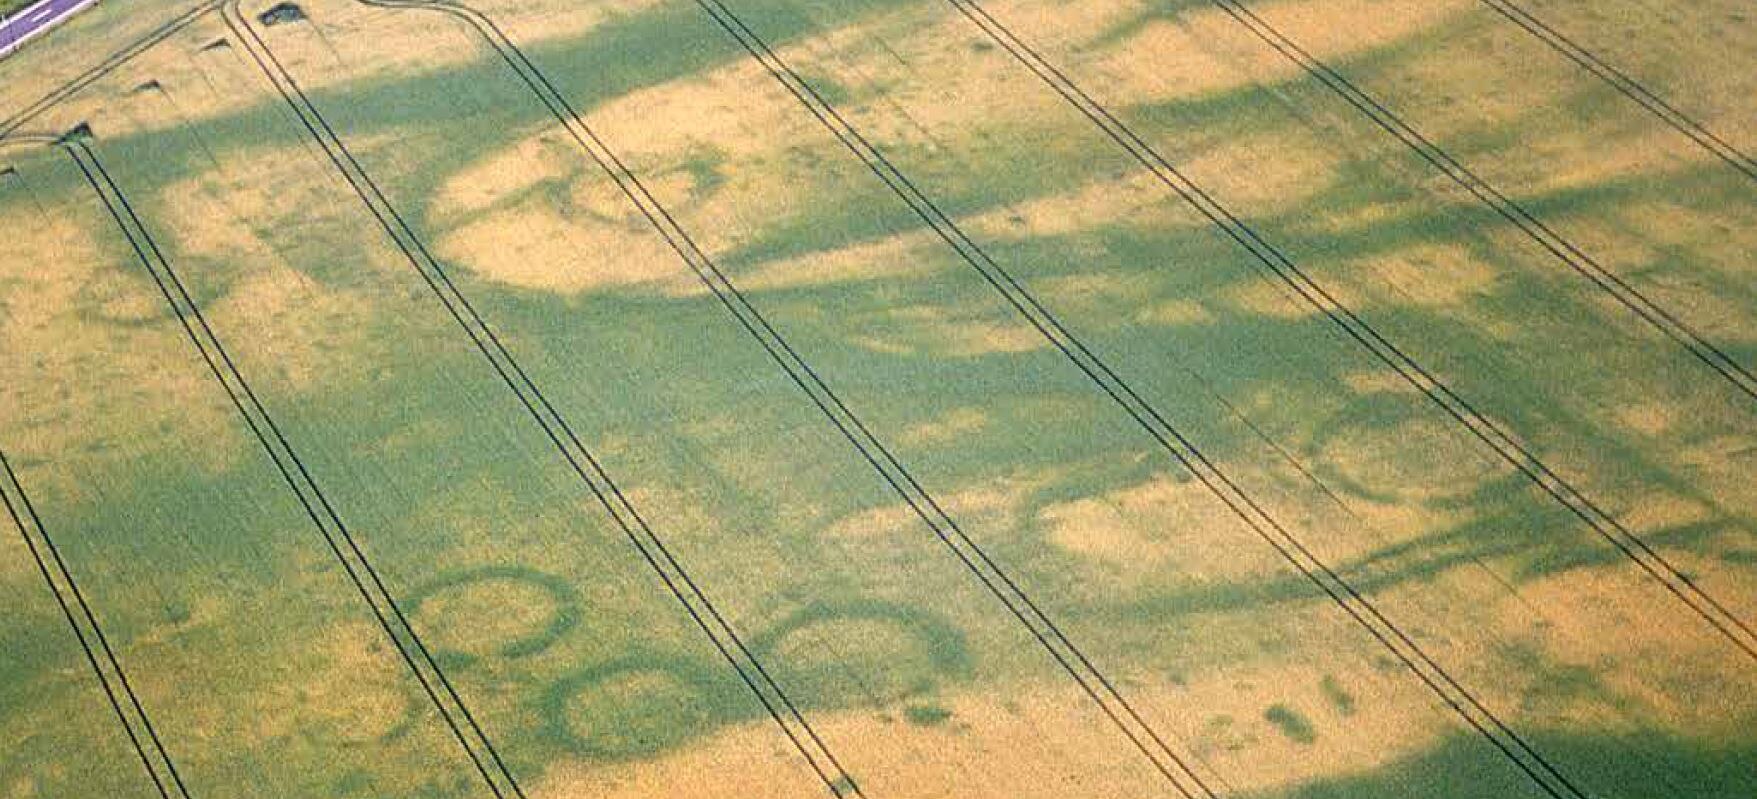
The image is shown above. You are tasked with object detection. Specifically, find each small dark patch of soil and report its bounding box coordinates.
[258,2,306,26]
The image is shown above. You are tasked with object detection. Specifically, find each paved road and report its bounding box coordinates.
[1,0,97,57]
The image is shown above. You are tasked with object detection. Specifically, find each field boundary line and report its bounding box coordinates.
[926,0,1757,666]
[1477,0,1757,183]
[60,135,524,799]
[219,3,864,795]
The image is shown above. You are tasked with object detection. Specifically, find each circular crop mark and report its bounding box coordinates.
[543,657,722,759]
[406,566,579,662]
[74,255,236,329]
[750,599,970,707]
[312,672,424,745]
[75,270,176,327]
[1309,395,1517,507]
[294,622,423,744]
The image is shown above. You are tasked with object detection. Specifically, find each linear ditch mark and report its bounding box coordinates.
[0,0,221,137]
[0,441,188,798]
[342,0,1230,794]
[1477,0,1757,184]
[1210,0,1757,403]
[217,3,863,795]
[61,137,522,799]
[932,0,1757,666]
[690,1,1602,797]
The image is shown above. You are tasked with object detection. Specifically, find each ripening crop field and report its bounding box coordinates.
[1,0,1754,797]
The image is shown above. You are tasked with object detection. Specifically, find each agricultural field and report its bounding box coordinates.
[0,0,1753,796]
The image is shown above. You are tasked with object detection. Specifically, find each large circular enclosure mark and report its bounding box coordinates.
[750,600,971,707]
[406,566,579,662]
[543,657,722,760]
[1309,395,1517,506]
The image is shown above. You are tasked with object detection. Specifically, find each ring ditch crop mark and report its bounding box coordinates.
[3,3,1714,797]
[327,0,1228,795]
[217,3,864,795]
[748,599,974,706]
[405,565,582,663]
[686,2,1599,797]
[73,237,233,330]
[1476,0,1757,184]
[51,134,524,799]
[1303,393,1528,511]
[351,673,431,745]
[0,431,189,796]
[926,0,1757,664]
[540,654,734,760]
[1,1,223,138]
